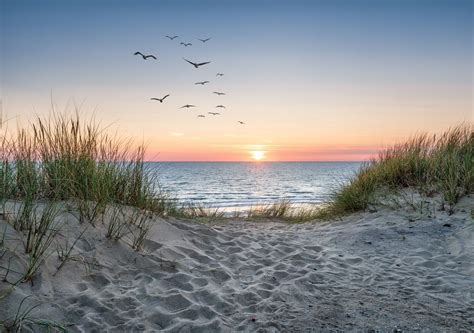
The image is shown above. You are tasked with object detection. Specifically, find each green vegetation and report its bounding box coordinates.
[325,125,473,215]
[244,200,323,222]
[169,200,323,223]
[22,203,62,282]
[0,113,175,285]
[0,296,66,332]
[0,113,169,215]
[174,203,226,222]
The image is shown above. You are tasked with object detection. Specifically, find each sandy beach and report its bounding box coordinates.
[2,0,472,330]
[1,194,473,332]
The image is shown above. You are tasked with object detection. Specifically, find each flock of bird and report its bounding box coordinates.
[133,35,245,125]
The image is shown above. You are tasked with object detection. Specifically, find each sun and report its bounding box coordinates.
[251,150,266,161]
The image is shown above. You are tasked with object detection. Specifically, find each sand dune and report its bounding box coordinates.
[1,196,473,331]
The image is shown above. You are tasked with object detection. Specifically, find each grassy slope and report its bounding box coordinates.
[327,125,473,216]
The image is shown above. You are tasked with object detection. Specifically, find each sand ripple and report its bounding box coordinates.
[0,197,473,331]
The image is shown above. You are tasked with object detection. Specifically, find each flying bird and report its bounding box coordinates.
[216,73,224,77]
[183,58,211,68]
[197,114,206,118]
[238,121,245,125]
[150,95,169,103]
[166,35,179,40]
[195,81,210,85]
[208,112,220,115]
[180,42,192,47]
[180,104,195,109]
[134,52,157,60]
[216,105,226,108]
[213,91,226,96]
[198,38,211,43]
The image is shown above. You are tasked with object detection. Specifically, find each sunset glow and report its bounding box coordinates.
[251,150,266,161]
[2,0,471,162]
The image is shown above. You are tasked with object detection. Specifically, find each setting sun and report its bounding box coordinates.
[1,0,471,331]
[251,150,266,161]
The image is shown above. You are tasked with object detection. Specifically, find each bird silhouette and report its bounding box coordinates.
[198,38,211,43]
[213,91,226,96]
[150,95,169,103]
[195,81,210,85]
[216,73,224,77]
[216,105,226,108]
[208,112,220,115]
[197,114,206,118]
[184,58,211,68]
[134,52,157,60]
[180,104,196,109]
[180,42,192,47]
[238,121,245,125]
[166,35,179,40]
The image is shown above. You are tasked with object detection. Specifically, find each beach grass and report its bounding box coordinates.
[242,200,327,222]
[174,203,226,222]
[0,112,178,217]
[0,112,176,282]
[0,113,169,218]
[0,295,67,332]
[325,124,473,215]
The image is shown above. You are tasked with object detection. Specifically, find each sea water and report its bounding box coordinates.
[149,162,362,209]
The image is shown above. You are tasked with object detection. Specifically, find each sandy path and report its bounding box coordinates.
[1,196,473,332]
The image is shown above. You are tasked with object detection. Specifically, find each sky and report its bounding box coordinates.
[1,0,472,161]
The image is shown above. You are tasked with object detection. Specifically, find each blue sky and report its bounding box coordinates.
[1,0,472,160]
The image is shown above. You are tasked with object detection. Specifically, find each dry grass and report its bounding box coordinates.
[243,200,327,222]
[325,124,473,216]
[0,112,170,219]
[0,112,177,285]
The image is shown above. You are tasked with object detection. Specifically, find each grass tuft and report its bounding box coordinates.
[245,200,328,222]
[174,203,226,222]
[1,295,67,332]
[22,202,62,282]
[325,124,473,216]
[0,112,172,221]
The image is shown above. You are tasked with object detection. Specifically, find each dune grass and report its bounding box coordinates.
[324,125,473,215]
[0,112,176,284]
[0,112,174,219]
[0,295,66,332]
[172,203,227,223]
[0,113,169,216]
[240,200,327,222]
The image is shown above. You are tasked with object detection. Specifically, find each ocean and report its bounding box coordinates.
[150,162,362,209]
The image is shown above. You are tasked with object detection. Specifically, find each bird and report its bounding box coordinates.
[238,121,245,125]
[134,52,157,60]
[150,95,169,103]
[165,35,179,40]
[216,73,224,77]
[180,42,192,47]
[198,38,211,43]
[180,104,196,109]
[216,105,226,108]
[183,58,211,68]
[197,114,206,118]
[195,81,210,85]
[208,112,220,115]
[213,91,226,96]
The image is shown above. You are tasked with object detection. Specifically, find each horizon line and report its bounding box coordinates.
[143,160,369,163]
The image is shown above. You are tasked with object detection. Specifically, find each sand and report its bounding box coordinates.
[0,195,473,332]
